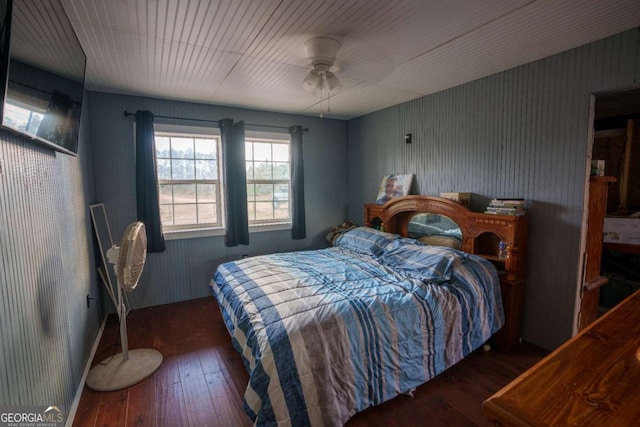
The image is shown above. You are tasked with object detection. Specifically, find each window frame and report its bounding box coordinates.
[151,125,293,241]
[245,132,292,228]
[153,124,225,240]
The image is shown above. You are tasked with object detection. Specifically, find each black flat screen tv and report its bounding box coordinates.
[0,0,86,156]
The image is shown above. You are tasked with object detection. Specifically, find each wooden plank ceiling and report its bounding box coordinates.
[58,0,640,119]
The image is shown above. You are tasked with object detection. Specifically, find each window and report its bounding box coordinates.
[3,101,45,134]
[245,137,291,225]
[152,126,291,239]
[154,130,222,232]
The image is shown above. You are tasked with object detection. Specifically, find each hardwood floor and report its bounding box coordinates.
[73,297,547,427]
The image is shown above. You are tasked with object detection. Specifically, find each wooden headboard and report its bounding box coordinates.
[364,195,527,280]
[364,195,528,349]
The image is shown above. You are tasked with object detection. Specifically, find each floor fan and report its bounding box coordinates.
[86,222,163,391]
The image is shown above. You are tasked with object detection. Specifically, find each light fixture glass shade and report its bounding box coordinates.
[324,72,342,92]
[302,70,342,97]
[302,70,322,95]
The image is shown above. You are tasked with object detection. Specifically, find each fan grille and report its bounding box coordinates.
[117,222,147,292]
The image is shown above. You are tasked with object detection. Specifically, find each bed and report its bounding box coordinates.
[210,195,528,426]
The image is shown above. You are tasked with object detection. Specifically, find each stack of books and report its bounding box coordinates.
[485,198,526,216]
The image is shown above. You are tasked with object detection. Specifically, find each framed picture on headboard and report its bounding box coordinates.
[375,174,413,204]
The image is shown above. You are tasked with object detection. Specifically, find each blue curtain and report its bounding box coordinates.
[135,110,165,252]
[290,126,306,239]
[219,118,249,246]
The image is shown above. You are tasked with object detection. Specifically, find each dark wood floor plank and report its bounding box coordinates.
[93,390,128,427]
[126,305,155,350]
[168,303,195,345]
[197,326,237,375]
[73,296,548,427]
[148,305,181,387]
[72,388,101,427]
[227,354,250,390]
[184,297,213,331]
[125,377,156,427]
[202,295,223,326]
[151,352,181,388]
[176,338,218,427]
[419,370,495,426]
[155,382,188,427]
[205,370,252,427]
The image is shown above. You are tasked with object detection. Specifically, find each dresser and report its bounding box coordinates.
[483,289,640,426]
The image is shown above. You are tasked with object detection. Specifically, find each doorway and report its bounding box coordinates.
[593,89,640,213]
[586,87,640,325]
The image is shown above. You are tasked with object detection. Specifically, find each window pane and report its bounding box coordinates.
[174,204,197,225]
[158,184,173,204]
[274,202,290,219]
[155,136,170,158]
[273,162,289,179]
[197,183,216,203]
[246,161,254,180]
[173,183,196,204]
[159,205,173,225]
[196,159,217,179]
[198,203,216,223]
[255,202,274,221]
[247,201,256,221]
[254,162,272,179]
[273,186,288,210]
[195,138,216,159]
[272,144,288,162]
[171,159,195,179]
[157,159,171,180]
[4,103,42,133]
[171,137,194,159]
[255,183,274,202]
[253,143,272,161]
[246,183,256,201]
[274,184,289,201]
[245,142,253,161]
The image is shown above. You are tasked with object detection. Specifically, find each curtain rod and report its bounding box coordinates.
[123,111,308,132]
[14,81,82,106]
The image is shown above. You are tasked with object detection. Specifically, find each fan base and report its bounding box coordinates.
[85,349,163,392]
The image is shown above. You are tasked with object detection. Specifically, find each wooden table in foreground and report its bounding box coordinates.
[483,290,640,427]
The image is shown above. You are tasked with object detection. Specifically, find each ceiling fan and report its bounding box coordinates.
[302,37,342,116]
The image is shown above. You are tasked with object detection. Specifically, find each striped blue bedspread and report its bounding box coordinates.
[210,246,504,426]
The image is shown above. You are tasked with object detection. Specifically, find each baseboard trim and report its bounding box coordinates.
[65,315,107,427]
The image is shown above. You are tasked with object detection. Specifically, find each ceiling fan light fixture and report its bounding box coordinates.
[302,37,343,99]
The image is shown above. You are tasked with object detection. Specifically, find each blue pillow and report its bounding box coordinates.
[381,239,464,282]
[333,227,398,256]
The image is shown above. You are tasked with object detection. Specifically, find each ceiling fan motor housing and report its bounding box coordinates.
[305,37,341,70]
